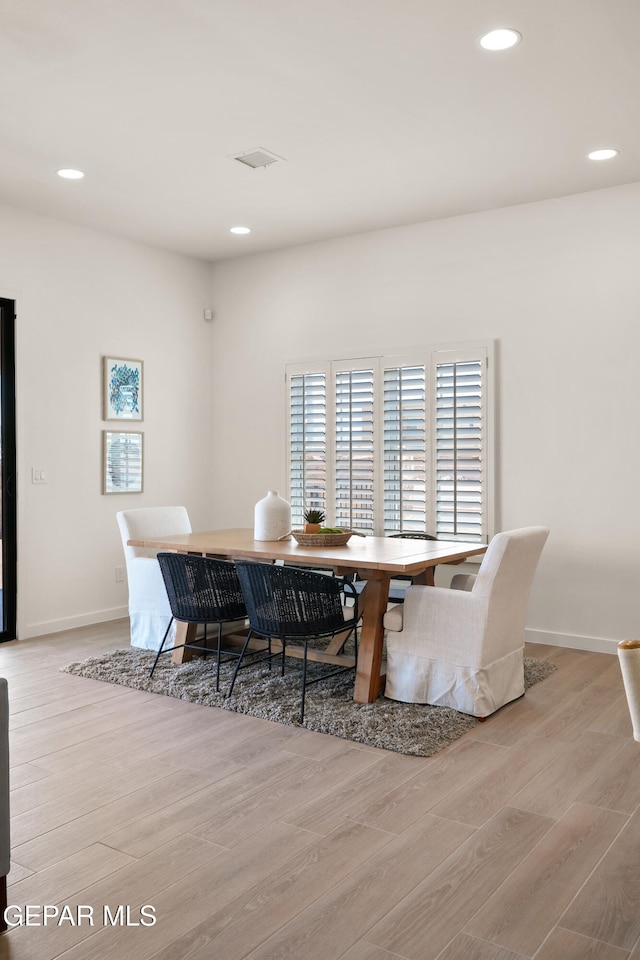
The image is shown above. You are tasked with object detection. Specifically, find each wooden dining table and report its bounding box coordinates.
[126,527,487,703]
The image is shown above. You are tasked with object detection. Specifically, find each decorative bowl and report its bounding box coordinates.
[291,530,354,546]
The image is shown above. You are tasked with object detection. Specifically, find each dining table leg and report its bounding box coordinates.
[353,572,391,703]
[171,622,198,664]
[411,567,435,586]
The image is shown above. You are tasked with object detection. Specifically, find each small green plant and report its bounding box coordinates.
[303,507,325,524]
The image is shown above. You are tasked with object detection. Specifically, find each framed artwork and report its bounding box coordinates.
[103,430,144,494]
[103,356,143,421]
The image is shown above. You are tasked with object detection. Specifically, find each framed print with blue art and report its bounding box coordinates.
[103,356,143,421]
[103,431,144,494]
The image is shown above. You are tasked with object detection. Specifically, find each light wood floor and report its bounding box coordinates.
[0,621,639,960]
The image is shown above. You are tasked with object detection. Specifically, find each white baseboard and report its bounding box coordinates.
[18,613,623,656]
[20,610,245,642]
[526,627,619,656]
[20,606,129,640]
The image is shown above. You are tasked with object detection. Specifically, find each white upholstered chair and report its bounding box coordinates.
[116,506,192,650]
[383,526,549,717]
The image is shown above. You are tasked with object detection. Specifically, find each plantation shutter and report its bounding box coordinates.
[286,343,491,541]
[287,369,327,529]
[434,353,485,541]
[383,364,427,534]
[334,364,375,533]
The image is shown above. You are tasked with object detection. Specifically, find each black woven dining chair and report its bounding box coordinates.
[347,532,439,605]
[150,553,249,691]
[384,532,440,602]
[228,561,359,723]
[389,533,438,541]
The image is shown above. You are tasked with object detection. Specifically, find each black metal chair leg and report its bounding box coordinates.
[215,623,222,691]
[149,619,175,678]
[227,629,254,698]
[300,639,309,723]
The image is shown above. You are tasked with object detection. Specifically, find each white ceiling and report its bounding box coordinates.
[2,0,639,262]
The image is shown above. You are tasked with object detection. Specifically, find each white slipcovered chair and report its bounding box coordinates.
[116,506,192,650]
[383,526,549,717]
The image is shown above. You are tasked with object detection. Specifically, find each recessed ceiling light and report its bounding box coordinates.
[230,226,251,235]
[587,148,619,161]
[57,168,85,179]
[479,28,521,51]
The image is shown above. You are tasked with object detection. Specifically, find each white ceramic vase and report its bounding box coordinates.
[254,490,291,541]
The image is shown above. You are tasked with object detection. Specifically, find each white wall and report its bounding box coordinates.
[4,182,637,651]
[1,203,215,639]
[209,182,640,654]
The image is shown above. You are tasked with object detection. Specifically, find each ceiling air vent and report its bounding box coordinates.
[232,148,285,169]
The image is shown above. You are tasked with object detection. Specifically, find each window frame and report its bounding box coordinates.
[286,340,494,542]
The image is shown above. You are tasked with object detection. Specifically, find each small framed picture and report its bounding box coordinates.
[103,431,144,494]
[103,356,143,421]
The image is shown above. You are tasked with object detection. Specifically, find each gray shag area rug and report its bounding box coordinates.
[62,649,556,757]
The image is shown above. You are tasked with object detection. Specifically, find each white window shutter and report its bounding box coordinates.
[287,342,492,541]
[383,364,427,534]
[434,353,485,541]
[334,365,375,532]
[287,369,327,529]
